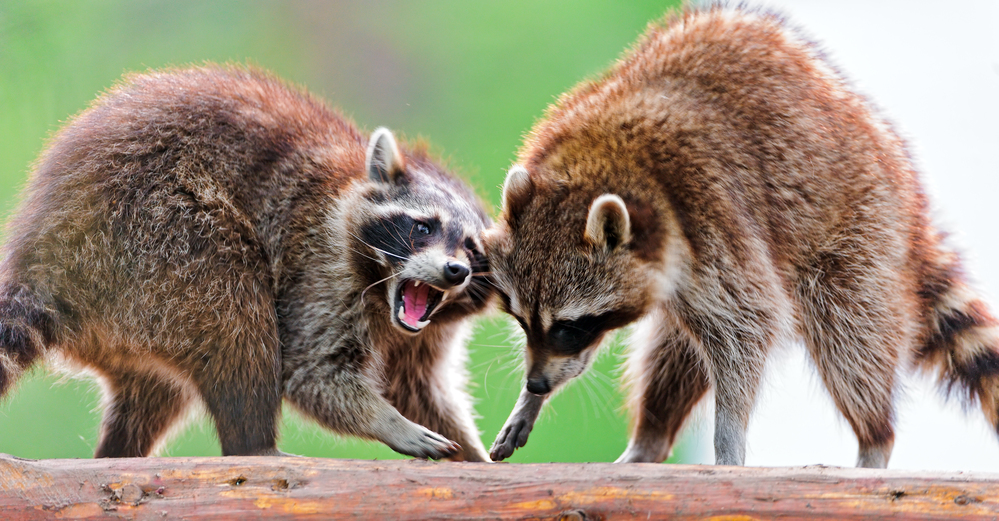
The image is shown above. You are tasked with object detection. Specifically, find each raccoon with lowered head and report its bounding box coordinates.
[0,65,493,461]
[487,6,999,468]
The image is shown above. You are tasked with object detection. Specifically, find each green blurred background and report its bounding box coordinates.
[0,0,694,463]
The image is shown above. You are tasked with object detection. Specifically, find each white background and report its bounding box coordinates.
[681,0,999,470]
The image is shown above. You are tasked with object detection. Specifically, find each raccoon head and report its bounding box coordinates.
[487,165,663,395]
[356,128,492,334]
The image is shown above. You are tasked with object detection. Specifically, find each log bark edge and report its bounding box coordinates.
[1,454,997,519]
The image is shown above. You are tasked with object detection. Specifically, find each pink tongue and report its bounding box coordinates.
[403,281,430,326]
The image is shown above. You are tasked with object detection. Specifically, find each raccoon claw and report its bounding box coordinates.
[384,419,461,460]
[489,418,533,461]
[409,431,461,460]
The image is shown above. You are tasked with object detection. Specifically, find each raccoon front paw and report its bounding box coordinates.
[375,411,461,460]
[389,424,461,460]
[489,416,533,461]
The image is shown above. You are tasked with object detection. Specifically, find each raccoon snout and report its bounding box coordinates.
[443,261,470,287]
[526,375,551,395]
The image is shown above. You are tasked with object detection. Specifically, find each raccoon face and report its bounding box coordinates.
[487,166,657,395]
[356,128,492,334]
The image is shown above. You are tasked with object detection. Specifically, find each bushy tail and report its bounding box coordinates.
[914,244,999,432]
[0,283,55,397]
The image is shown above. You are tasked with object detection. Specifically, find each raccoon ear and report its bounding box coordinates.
[585,194,631,251]
[502,165,534,219]
[366,127,406,185]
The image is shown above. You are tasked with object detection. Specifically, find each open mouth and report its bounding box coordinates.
[394,279,446,332]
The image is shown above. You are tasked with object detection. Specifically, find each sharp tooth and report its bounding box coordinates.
[416,320,430,329]
[414,281,421,288]
[442,290,450,301]
[398,306,407,322]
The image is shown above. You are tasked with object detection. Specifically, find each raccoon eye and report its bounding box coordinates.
[549,310,639,355]
[415,222,431,236]
[549,322,594,354]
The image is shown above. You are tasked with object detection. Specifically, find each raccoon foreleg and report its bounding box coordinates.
[196,366,283,456]
[388,371,489,462]
[617,312,710,463]
[370,399,462,459]
[401,397,487,462]
[489,387,545,461]
[284,340,460,460]
[95,368,194,458]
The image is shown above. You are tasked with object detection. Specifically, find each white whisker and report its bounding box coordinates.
[348,232,408,261]
[360,271,400,306]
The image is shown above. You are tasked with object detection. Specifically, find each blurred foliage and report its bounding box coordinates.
[0,0,689,462]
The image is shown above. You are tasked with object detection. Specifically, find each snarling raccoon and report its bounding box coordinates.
[486,6,999,468]
[0,65,493,461]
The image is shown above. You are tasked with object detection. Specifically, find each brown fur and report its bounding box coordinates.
[487,6,999,468]
[0,65,493,460]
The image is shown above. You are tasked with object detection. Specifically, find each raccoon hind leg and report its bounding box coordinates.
[797,249,906,469]
[95,365,195,458]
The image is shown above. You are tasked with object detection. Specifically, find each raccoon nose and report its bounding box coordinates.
[443,261,470,286]
[526,376,551,395]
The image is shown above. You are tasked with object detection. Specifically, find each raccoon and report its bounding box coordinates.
[486,6,999,468]
[0,65,493,461]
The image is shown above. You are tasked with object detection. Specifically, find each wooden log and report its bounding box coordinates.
[0,454,997,519]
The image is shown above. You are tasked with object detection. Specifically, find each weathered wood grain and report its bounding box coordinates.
[0,454,997,519]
